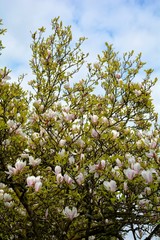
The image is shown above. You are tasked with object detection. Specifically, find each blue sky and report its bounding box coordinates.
[0,1,160,239]
[1,0,160,115]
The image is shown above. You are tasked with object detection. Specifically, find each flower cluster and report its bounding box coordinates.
[26,176,42,192]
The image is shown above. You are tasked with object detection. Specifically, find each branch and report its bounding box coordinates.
[144,224,160,240]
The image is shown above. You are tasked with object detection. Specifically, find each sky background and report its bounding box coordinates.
[0,1,160,239]
[1,0,160,116]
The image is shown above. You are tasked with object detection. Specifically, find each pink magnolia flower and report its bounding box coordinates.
[63,206,79,220]
[6,160,26,178]
[15,160,26,171]
[132,162,141,174]
[115,73,121,79]
[35,181,42,192]
[95,160,106,171]
[26,176,37,187]
[103,180,117,192]
[150,140,157,149]
[123,182,128,191]
[141,170,153,183]
[26,176,42,191]
[64,174,73,185]
[29,156,41,166]
[76,173,84,185]
[56,173,64,184]
[90,115,98,124]
[101,116,109,125]
[5,165,17,178]
[91,129,99,138]
[146,150,155,158]
[76,138,85,148]
[124,168,136,180]
[63,112,75,121]
[116,158,122,167]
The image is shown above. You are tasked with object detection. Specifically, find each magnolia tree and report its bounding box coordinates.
[0,18,160,240]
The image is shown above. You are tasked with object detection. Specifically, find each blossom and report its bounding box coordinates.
[26,176,42,191]
[90,115,98,124]
[91,129,99,138]
[59,139,66,147]
[146,150,155,158]
[116,158,122,167]
[101,116,109,125]
[63,206,79,220]
[6,160,26,178]
[132,162,141,174]
[63,112,75,121]
[5,165,17,178]
[95,160,106,170]
[134,89,141,96]
[35,181,42,192]
[4,201,14,208]
[64,174,73,185]
[55,166,61,175]
[3,193,12,202]
[141,170,153,183]
[0,190,4,200]
[0,183,6,189]
[123,182,128,191]
[15,160,26,171]
[124,168,136,180]
[76,138,85,148]
[56,173,64,184]
[103,180,117,192]
[69,156,75,164]
[27,176,37,187]
[29,156,41,166]
[111,130,119,140]
[115,73,121,79]
[76,173,84,185]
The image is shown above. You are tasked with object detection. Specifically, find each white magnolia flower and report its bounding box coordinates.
[111,130,119,140]
[4,201,14,208]
[69,156,75,165]
[63,206,79,220]
[0,189,4,200]
[29,156,41,166]
[3,193,12,202]
[103,180,117,192]
[59,139,66,147]
[141,170,153,183]
[55,166,61,175]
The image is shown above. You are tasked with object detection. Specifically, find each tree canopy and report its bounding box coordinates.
[0,17,160,240]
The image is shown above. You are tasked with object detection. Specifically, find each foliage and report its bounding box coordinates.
[0,17,160,240]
